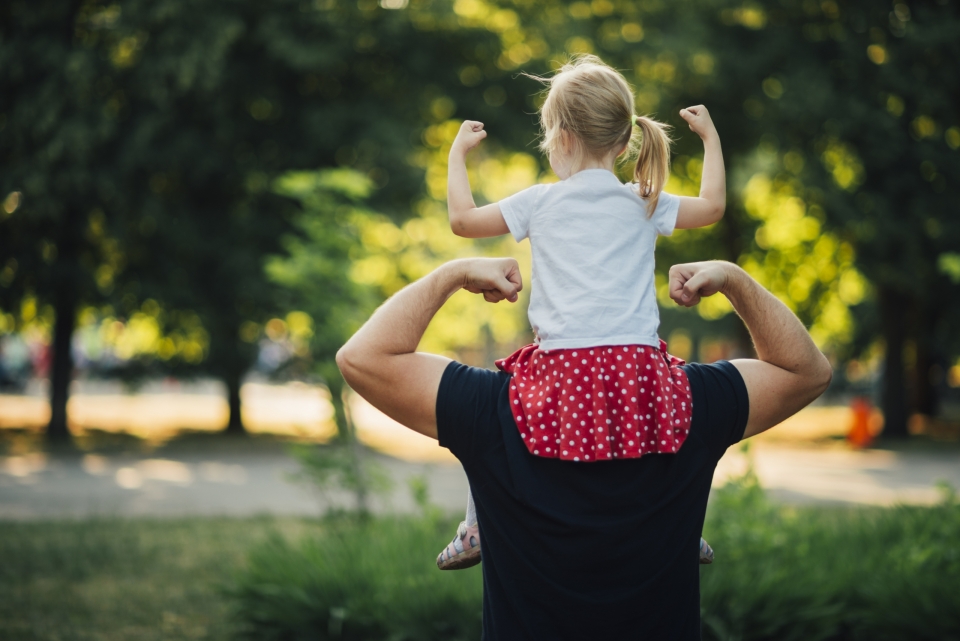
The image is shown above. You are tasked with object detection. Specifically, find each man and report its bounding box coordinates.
[337,258,832,640]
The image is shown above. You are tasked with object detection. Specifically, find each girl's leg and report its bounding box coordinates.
[465,486,478,526]
[699,537,714,564]
[437,486,482,570]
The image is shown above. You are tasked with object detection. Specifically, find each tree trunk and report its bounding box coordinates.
[47,200,82,443]
[342,388,369,516]
[912,308,940,417]
[47,288,77,442]
[224,369,246,435]
[328,377,349,440]
[879,287,909,438]
[328,376,369,515]
[483,323,496,369]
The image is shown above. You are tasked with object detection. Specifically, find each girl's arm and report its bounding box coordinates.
[675,106,726,230]
[448,121,510,238]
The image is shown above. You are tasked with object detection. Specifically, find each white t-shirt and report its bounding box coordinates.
[499,168,680,351]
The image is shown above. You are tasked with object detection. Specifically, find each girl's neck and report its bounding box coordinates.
[551,139,623,179]
[564,148,621,179]
[574,157,615,173]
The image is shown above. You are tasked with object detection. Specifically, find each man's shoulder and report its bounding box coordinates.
[439,361,510,396]
[682,359,742,387]
[436,362,511,458]
[682,360,749,453]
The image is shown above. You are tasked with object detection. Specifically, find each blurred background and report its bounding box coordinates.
[1,0,959,639]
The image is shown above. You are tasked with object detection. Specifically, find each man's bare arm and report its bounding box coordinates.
[669,261,832,438]
[336,258,522,440]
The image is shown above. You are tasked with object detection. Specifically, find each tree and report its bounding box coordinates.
[683,0,960,435]
[485,0,959,433]
[0,0,544,437]
[267,170,377,440]
[109,0,549,434]
[266,169,380,509]
[6,0,955,443]
[0,0,139,441]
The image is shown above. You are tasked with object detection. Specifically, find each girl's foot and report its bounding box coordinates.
[437,521,481,570]
[699,537,714,564]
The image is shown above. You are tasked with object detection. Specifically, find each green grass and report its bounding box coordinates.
[0,517,317,641]
[2,476,959,641]
[700,472,960,641]
[226,473,960,641]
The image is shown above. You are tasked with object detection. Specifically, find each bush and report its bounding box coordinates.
[228,513,482,641]
[230,464,960,641]
[700,467,960,641]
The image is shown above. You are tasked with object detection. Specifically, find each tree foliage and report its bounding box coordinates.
[1,0,958,440]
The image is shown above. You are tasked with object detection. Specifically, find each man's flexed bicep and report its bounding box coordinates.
[338,351,450,440]
[337,258,523,440]
[669,261,832,439]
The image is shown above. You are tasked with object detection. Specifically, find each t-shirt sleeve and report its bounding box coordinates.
[652,191,681,237]
[682,360,749,459]
[436,361,509,462]
[499,184,549,242]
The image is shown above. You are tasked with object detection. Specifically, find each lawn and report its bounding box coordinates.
[0,517,316,641]
[2,470,959,641]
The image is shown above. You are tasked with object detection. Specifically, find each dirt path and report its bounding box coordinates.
[0,444,469,520]
[1,438,958,520]
[2,391,958,519]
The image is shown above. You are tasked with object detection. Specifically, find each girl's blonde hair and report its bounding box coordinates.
[528,55,671,215]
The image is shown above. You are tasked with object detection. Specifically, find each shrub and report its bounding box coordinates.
[228,513,482,641]
[229,470,960,641]
[700,467,960,641]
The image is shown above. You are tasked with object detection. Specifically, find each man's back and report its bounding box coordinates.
[335,257,831,640]
[437,359,749,640]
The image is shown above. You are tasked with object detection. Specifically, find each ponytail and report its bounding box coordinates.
[632,116,672,217]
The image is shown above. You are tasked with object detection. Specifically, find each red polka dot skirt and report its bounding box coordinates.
[495,340,692,462]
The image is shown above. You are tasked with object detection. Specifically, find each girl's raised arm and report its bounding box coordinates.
[448,121,510,238]
[675,106,726,230]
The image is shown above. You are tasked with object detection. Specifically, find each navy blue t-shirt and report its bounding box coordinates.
[436,360,748,640]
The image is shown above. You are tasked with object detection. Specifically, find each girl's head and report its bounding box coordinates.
[532,55,671,214]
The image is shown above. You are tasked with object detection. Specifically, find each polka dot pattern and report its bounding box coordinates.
[496,340,693,462]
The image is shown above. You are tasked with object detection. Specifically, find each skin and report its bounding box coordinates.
[446,105,726,239]
[336,259,833,441]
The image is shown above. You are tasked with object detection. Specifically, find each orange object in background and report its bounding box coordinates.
[848,396,874,448]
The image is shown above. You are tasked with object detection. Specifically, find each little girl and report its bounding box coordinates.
[437,55,725,570]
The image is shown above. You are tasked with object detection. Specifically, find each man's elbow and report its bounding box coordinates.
[336,344,360,388]
[811,353,833,397]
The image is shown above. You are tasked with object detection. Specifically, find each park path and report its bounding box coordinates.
[2,438,959,520]
[0,446,468,519]
[2,392,959,519]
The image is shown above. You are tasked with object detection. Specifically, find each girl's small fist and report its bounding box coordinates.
[679,106,717,141]
[452,120,488,155]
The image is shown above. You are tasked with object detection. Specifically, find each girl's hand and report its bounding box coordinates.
[451,120,487,157]
[679,105,718,141]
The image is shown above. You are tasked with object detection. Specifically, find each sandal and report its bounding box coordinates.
[699,537,714,564]
[436,521,481,570]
